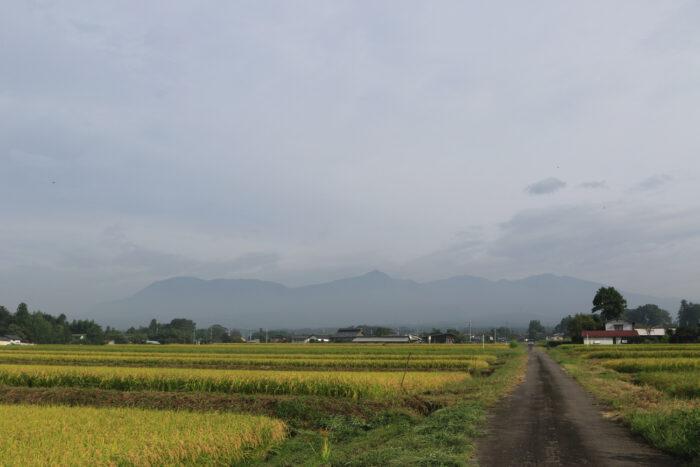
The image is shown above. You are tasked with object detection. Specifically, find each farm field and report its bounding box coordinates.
[0,343,526,465]
[548,344,700,462]
[0,404,286,466]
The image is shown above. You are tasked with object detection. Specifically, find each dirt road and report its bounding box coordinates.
[476,347,676,466]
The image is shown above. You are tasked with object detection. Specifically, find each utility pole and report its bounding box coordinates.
[482,334,485,349]
[494,327,497,344]
[266,328,268,344]
[468,320,472,343]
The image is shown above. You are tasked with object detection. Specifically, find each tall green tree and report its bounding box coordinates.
[527,320,546,340]
[15,303,30,328]
[678,300,700,328]
[565,313,602,343]
[69,319,105,345]
[592,287,627,321]
[623,304,671,327]
[554,316,572,334]
[0,306,11,333]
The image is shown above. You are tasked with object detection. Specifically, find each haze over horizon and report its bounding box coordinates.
[2,1,700,318]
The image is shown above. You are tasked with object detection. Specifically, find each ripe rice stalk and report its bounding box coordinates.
[0,404,287,466]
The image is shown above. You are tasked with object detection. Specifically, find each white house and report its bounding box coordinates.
[604,319,667,338]
[634,326,666,337]
[582,320,638,345]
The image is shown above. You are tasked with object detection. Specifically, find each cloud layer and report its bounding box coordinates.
[1,1,700,316]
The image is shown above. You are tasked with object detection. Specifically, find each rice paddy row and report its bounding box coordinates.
[0,404,287,466]
[556,344,700,399]
[0,364,470,399]
[0,350,492,370]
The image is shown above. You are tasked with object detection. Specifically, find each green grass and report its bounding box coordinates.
[626,408,700,460]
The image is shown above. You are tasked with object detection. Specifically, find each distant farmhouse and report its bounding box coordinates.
[332,327,365,343]
[289,328,457,344]
[582,319,668,345]
[426,332,456,344]
[352,334,421,344]
[0,335,22,345]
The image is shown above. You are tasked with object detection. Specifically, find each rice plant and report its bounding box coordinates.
[0,404,286,466]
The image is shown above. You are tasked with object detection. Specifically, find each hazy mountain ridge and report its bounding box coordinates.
[93,272,684,329]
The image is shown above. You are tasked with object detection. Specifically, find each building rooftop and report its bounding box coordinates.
[581,330,638,337]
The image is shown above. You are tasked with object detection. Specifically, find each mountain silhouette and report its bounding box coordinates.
[93,272,682,330]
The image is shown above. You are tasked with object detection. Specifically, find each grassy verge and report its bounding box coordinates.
[547,346,700,464]
[258,347,527,466]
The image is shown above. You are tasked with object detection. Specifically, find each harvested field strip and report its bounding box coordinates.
[600,358,700,373]
[0,404,286,466]
[0,364,470,399]
[633,371,700,398]
[0,386,396,424]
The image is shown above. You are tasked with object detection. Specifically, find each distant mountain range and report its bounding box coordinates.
[92,271,683,330]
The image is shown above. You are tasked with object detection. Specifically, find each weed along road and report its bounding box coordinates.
[476,347,676,466]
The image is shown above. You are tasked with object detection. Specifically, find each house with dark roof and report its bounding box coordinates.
[352,334,421,344]
[0,335,21,345]
[332,327,364,342]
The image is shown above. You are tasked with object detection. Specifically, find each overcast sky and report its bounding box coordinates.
[2,1,699,316]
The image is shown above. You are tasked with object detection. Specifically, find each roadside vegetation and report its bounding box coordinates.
[548,344,700,463]
[0,343,526,465]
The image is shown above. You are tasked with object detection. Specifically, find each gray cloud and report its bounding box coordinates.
[525,177,567,195]
[636,174,673,192]
[580,180,607,189]
[61,237,281,278]
[486,204,700,294]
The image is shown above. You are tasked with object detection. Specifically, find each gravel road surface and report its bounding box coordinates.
[476,347,676,466]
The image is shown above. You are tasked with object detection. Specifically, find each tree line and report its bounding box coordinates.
[0,303,105,345]
[0,303,244,345]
